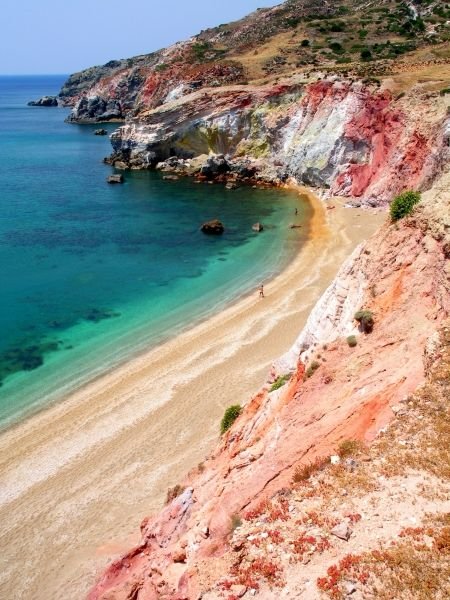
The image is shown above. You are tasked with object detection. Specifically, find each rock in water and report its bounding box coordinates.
[27,96,58,107]
[252,222,264,232]
[201,220,224,235]
[94,129,108,136]
[107,174,124,184]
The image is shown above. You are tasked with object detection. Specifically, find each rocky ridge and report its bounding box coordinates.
[88,171,450,600]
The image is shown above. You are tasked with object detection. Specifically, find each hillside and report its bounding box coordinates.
[39,1,450,598]
[58,0,450,121]
[88,169,450,600]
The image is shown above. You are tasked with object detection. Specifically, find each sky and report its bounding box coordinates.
[2,0,278,74]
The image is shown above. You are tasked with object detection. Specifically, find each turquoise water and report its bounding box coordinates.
[0,75,311,428]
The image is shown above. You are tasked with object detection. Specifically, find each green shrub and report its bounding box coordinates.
[361,48,373,61]
[220,405,242,435]
[440,88,450,96]
[347,335,358,348]
[305,360,320,379]
[355,310,374,334]
[390,190,421,221]
[270,374,291,392]
[301,39,310,47]
[329,42,345,54]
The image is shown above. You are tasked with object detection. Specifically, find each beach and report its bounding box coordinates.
[0,190,385,600]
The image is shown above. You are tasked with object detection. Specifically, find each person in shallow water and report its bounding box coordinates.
[259,284,265,298]
[295,207,298,215]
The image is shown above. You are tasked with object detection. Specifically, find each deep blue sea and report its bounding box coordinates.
[0,75,310,428]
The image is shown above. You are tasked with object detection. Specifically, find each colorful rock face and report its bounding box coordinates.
[87,173,450,600]
[100,78,447,206]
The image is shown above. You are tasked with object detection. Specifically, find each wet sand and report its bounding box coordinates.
[0,189,385,599]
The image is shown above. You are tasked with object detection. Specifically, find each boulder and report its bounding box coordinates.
[94,129,108,136]
[226,182,237,190]
[201,220,224,235]
[252,222,264,232]
[163,175,179,181]
[27,96,58,107]
[200,155,230,179]
[331,522,352,541]
[107,174,124,184]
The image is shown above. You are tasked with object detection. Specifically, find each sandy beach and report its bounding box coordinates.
[0,189,385,600]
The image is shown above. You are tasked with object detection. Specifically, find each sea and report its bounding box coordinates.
[0,75,311,429]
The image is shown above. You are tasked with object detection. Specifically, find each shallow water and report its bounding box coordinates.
[0,75,311,428]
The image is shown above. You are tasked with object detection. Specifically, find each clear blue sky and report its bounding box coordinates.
[2,0,278,74]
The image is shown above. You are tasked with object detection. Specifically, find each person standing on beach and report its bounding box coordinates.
[259,284,264,298]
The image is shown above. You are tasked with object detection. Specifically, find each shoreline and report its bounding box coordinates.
[0,181,308,435]
[0,189,385,600]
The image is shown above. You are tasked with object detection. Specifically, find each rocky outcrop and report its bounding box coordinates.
[66,96,124,123]
[105,78,449,205]
[87,171,450,600]
[27,96,59,107]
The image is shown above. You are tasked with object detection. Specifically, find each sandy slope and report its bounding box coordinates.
[0,190,384,600]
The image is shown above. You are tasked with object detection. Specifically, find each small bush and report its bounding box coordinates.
[270,374,291,392]
[220,405,242,435]
[347,335,358,348]
[338,439,364,458]
[301,39,310,47]
[230,513,243,532]
[166,484,185,505]
[440,88,450,96]
[355,310,374,334]
[305,360,320,378]
[360,48,372,60]
[292,456,328,483]
[390,190,421,221]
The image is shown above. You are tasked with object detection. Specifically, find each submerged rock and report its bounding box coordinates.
[252,222,264,232]
[201,220,224,235]
[94,129,108,136]
[107,174,124,184]
[27,96,58,107]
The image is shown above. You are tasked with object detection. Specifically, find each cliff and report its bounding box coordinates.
[39,0,450,205]
[106,78,449,205]
[88,170,449,600]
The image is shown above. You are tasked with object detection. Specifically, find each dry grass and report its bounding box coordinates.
[318,517,450,599]
[292,456,329,483]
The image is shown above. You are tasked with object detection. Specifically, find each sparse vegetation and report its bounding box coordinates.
[220,404,242,435]
[354,310,374,334]
[230,513,243,532]
[347,335,358,347]
[165,484,185,505]
[292,456,329,483]
[270,373,292,392]
[390,190,421,221]
[338,439,364,458]
[305,360,320,379]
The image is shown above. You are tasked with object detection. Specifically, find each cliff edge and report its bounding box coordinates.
[88,169,449,600]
